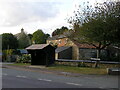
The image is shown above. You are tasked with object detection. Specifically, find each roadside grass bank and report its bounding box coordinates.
[7,62,119,75]
[7,63,30,66]
[47,62,119,75]
[47,65,107,75]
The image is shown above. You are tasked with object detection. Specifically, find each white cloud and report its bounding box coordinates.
[0,0,112,35]
[0,1,60,27]
[0,0,73,35]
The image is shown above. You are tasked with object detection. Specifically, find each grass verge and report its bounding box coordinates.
[8,63,30,66]
[8,62,119,75]
[47,65,107,75]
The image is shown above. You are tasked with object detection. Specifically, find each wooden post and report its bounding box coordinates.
[91,58,100,68]
[95,49,100,68]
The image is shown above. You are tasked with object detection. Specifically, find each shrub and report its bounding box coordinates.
[16,54,31,63]
[2,49,14,62]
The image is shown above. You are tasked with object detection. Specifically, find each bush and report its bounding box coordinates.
[2,49,14,62]
[110,55,120,62]
[78,62,87,67]
[16,54,31,63]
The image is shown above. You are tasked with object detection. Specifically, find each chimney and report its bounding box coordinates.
[21,28,24,33]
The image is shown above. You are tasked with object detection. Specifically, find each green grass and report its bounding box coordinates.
[8,62,119,75]
[8,63,31,66]
[47,62,119,75]
[47,65,107,75]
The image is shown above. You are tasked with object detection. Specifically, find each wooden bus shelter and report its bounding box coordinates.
[26,44,55,66]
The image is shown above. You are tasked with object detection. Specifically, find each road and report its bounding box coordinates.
[2,67,119,89]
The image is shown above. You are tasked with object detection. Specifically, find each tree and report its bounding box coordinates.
[52,26,69,36]
[2,33,18,50]
[28,34,33,44]
[17,28,31,49]
[28,34,33,40]
[68,1,120,67]
[44,34,50,40]
[32,29,47,44]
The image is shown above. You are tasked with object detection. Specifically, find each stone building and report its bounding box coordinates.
[47,35,98,60]
[15,28,31,48]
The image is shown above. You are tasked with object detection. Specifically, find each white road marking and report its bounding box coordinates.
[16,75,27,78]
[2,73,8,76]
[99,87,105,89]
[66,82,82,86]
[38,78,52,82]
[85,77,90,79]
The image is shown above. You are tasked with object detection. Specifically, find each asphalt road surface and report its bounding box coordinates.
[1,67,119,89]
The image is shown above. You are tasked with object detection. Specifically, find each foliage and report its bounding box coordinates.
[52,26,69,36]
[77,62,87,67]
[68,1,120,58]
[9,63,30,66]
[2,33,18,50]
[2,49,14,62]
[17,28,31,49]
[44,33,50,43]
[32,29,49,44]
[0,35,2,52]
[16,54,31,63]
[108,51,120,62]
[28,34,33,44]
[28,34,33,40]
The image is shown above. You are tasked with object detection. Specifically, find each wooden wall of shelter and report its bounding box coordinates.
[26,44,55,66]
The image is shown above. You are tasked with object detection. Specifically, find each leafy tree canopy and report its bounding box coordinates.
[32,29,49,44]
[68,1,120,57]
[52,26,69,36]
[28,34,33,40]
[67,1,120,67]
[28,34,33,44]
[2,33,18,50]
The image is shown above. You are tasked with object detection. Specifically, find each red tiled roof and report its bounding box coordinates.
[73,40,96,49]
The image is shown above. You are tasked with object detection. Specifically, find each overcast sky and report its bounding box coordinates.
[0,0,107,35]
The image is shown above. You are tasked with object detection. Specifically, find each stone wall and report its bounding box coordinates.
[72,46,79,60]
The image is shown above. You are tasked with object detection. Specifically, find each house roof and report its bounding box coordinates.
[15,28,25,39]
[47,35,67,40]
[26,44,49,50]
[47,34,97,49]
[72,40,96,49]
[55,46,71,53]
